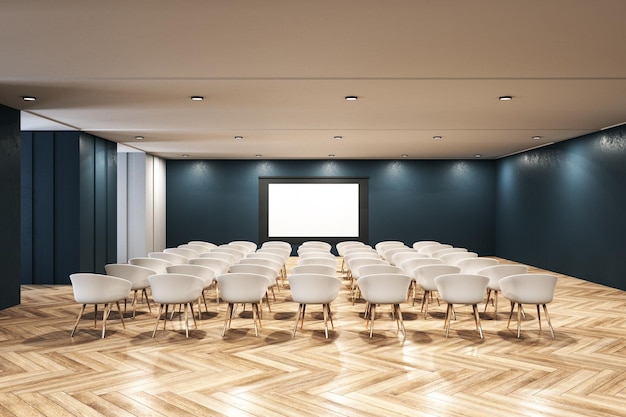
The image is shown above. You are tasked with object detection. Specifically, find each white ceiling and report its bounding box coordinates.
[2,0,626,159]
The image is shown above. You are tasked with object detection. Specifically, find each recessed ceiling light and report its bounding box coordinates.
[22,96,36,101]
[328,154,335,158]
[190,96,204,101]
[255,154,262,158]
[401,154,408,158]
[344,96,358,101]
[234,136,243,140]
[475,154,482,158]
[532,135,542,140]
[433,135,442,140]
[135,136,144,140]
[333,136,342,140]
[499,96,513,101]
[182,154,189,158]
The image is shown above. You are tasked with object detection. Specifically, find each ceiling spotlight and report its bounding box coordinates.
[190,96,204,101]
[134,136,144,140]
[433,135,442,140]
[344,96,358,101]
[22,96,36,101]
[499,96,513,101]
[475,154,482,158]
[328,154,335,158]
[255,154,262,158]
[333,135,343,140]
[182,154,189,158]
[532,135,542,140]
[234,136,243,140]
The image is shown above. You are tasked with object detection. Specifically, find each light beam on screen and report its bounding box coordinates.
[268,183,359,237]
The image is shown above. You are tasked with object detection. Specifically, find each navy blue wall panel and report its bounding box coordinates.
[0,104,21,310]
[21,132,116,284]
[166,159,496,255]
[496,126,626,290]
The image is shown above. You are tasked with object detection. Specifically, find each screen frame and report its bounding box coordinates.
[259,177,369,250]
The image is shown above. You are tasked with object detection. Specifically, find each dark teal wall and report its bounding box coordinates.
[0,105,21,310]
[166,159,497,254]
[21,131,117,284]
[496,126,626,290]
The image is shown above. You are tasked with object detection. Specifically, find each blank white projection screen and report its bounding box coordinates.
[267,183,360,237]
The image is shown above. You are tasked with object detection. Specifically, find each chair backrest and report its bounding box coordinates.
[412,240,440,251]
[261,240,291,250]
[199,251,237,265]
[357,273,412,304]
[343,246,378,257]
[247,252,285,265]
[166,264,215,286]
[148,251,188,265]
[348,258,389,278]
[300,241,332,251]
[129,257,171,274]
[229,264,275,284]
[228,243,252,255]
[216,273,270,303]
[69,273,131,304]
[237,257,282,275]
[289,264,336,276]
[499,273,558,304]
[178,244,210,254]
[374,241,405,255]
[211,247,246,261]
[477,264,529,290]
[188,257,231,275]
[298,251,335,259]
[414,265,461,291]
[229,240,258,253]
[431,247,468,259]
[398,257,444,275]
[434,274,489,305]
[148,274,205,304]
[104,263,153,290]
[420,244,453,256]
[456,257,499,274]
[289,273,342,304]
[188,241,218,250]
[440,251,478,265]
[381,247,414,263]
[391,251,428,268]
[257,247,291,260]
[357,264,404,277]
[336,241,368,256]
[164,247,199,259]
[296,257,337,268]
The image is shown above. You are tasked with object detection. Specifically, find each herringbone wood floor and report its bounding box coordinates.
[2,257,626,416]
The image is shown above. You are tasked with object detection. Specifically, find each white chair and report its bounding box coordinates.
[216,273,269,336]
[200,251,237,266]
[374,241,405,256]
[413,265,461,318]
[238,257,282,289]
[298,251,335,259]
[297,257,337,268]
[289,264,336,276]
[229,240,258,253]
[164,247,199,260]
[179,243,210,253]
[431,247,468,259]
[500,273,558,338]
[104,263,154,319]
[148,273,205,338]
[188,241,217,251]
[391,251,428,268]
[166,264,216,318]
[189,257,230,275]
[347,257,389,302]
[381,246,413,263]
[398,257,445,302]
[289,273,342,338]
[456,257,499,274]
[261,241,292,251]
[434,274,489,338]
[477,264,529,319]
[420,244,453,256]
[440,251,478,265]
[211,246,246,262]
[300,241,332,251]
[129,257,171,274]
[412,240,440,251]
[229,263,276,312]
[357,273,413,338]
[149,251,188,265]
[69,274,131,338]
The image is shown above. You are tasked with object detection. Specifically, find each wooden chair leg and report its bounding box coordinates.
[323,304,330,338]
[152,304,163,338]
[472,304,483,339]
[101,303,112,338]
[292,304,302,337]
[369,304,376,338]
[516,303,522,338]
[221,303,233,336]
[543,304,555,338]
[71,304,86,337]
[396,304,406,339]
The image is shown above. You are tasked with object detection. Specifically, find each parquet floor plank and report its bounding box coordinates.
[3,257,626,416]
